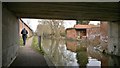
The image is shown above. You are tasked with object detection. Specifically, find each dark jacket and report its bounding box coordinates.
[21,28,28,35]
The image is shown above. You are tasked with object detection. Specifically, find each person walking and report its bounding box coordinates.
[21,28,28,45]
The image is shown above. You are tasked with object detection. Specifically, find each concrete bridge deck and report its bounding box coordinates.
[9,37,48,68]
[1,2,120,67]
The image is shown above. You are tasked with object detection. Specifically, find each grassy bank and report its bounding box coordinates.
[31,36,44,55]
[19,37,23,46]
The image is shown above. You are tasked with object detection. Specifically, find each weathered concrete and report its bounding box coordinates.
[0,1,2,68]
[1,0,120,2]
[108,22,120,56]
[2,7,19,66]
[3,2,120,21]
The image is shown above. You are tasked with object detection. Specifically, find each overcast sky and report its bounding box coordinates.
[22,18,100,32]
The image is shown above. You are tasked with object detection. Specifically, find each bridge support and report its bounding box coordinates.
[108,21,120,56]
[2,7,19,66]
[0,1,2,68]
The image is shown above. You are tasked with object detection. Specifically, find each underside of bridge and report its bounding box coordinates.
[1,2,120,67]
[3,2,120,21]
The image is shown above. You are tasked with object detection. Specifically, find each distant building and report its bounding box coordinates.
[19,19,33,38]
[66,24,100,40]
[100,21,108,42]
[87,25,100,40]
[66,25,91,40]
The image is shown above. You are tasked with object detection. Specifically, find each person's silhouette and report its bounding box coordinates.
[21,28,28,45]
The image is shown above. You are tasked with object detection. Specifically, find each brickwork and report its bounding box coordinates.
[66,28,77,39]
[100,21,108,42]
[19,19,33,38]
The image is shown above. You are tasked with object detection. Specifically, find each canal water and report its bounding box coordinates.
[41,38,120,67]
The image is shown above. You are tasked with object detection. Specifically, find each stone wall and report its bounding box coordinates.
[2,7,19,66]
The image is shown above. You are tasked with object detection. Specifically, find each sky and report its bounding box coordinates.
[22,18,39,32]
[22,18,100,32]
[89,21,100,25]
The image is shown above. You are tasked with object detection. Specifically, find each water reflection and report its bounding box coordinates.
[87,57,101,68]
[42,39,79,67]
[66,41,77,52]
[41,38,120,67]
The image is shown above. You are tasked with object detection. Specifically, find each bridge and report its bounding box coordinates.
[0,1,120,67]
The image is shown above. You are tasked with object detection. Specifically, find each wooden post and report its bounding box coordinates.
[38,36,41,49]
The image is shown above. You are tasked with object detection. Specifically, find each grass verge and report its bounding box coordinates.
[31,36,44,55]
[19,37,23,46]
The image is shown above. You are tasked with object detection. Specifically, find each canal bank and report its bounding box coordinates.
[31,36,56,67]
[40,38,120,67]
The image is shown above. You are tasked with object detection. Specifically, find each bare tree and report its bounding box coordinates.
[36,19,65,38]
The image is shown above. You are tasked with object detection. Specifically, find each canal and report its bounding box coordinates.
[40,38,120,67]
